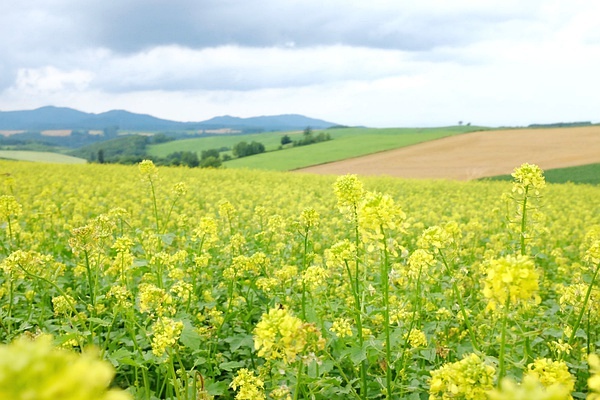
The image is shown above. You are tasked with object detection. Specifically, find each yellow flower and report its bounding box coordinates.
[52,294,76,316]
[230,368,265,400]
[253,307,318,364]
[429,353,496,399]
[137,283,175,317]
[333,174,364,217]
[404,329,427,349]
[0,194,22,220]
[489,375,572,400]
[526,358,574,396]
[138,159,158,179]
[302,265,329,290]
[588,354,600,400]
[482,254,540,311]
[330,318,353,338]
[511,163,546,195]
[0,335,131,400]
[150,317,184,357]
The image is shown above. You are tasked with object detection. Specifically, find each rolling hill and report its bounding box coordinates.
[0,106,338,132]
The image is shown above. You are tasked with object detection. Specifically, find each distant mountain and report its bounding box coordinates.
[0,106,338,132]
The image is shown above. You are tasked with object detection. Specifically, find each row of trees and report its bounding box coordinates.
[281,126,332,147]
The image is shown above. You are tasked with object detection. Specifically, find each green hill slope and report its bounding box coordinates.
[148,126,485,171]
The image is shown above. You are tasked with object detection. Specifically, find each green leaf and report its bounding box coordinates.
[179,320,203,349]
[219,360,245,371]
[225,334,253,352]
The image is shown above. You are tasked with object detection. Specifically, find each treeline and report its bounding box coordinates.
[280,127,332,147]
[528,121,593,128]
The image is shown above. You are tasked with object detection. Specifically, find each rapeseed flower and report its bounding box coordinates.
[488,375,572,400]
[588,353,600,400]
[526,358,574,396]
[254,307,324,364]
[0,335,130,400]
[511,163,546,195]
[333,174,364,218]
[229,368,265,400]
[482,254,540,312]
[150,317,184,357]
[404,329,428,348]
[0,194,22,220]
[137,283,175,316]
[330,318,353,338]
[429,353,495,399]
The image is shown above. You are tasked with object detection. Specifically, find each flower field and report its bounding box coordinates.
[1,159,599,399]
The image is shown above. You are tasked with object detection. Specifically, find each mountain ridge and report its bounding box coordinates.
[0,106,338,132]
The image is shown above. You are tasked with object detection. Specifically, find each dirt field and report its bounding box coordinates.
[296,126,600,180]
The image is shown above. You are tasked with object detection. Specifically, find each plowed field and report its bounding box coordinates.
[296,126,600,180]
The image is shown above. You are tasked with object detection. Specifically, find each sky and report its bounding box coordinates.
[1,0,599,128]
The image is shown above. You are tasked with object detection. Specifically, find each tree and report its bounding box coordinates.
[303,126,313,136]
[97,149,105,164]
[281,135,292,145]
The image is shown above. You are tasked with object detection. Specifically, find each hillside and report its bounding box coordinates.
[0,106,338,132]
[296,125,600,180]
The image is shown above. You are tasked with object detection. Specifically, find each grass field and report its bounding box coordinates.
[147,130,304,157]
[0,150,87,164]
[147,126,484,170]
[484,162,600,185]
[224,126,483,171]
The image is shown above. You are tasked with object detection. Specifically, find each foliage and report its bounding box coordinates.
[232,141,265,158]
[0,160,599,399]
[280,135,292,146]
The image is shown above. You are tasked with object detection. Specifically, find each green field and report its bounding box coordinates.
[0,150,87,164]
[149,126,484,171]
[484,163,600,185]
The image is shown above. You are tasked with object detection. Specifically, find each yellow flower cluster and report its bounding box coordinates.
[488,375,572,400]
[418,225,453,250]
[404,329,428,349]
[253,307,324,364]
[526,358,575,395]
[138,159,158,180]
[229,368,265,400]
[482,254,540,311]
[511,162,546,195]
[299,207,320,229]
[0,194,22,220]
[333,174,364,217]
[137,283,175,316]
[358,191,406,235]
[302,265,329,290]
[150,317,184,357]
[52,294,76,316]
[0,335,130,400]
[429,353,496,399]
[589,354,600,400]
[330,318,353,338]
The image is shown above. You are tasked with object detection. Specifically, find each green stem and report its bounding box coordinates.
[293,360,304,400]
[519,186,529,255]
[149,178,160,232]
[353,206,368,400]
[568,262,600,347]
[380,227,393,399]
[84,250,96,308]
[498,296,511,384]
[438,249,480,352]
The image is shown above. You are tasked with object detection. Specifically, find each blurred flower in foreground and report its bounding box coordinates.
[0,335,130,400]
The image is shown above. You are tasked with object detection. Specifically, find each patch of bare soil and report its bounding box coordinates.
[295,126,600,180]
